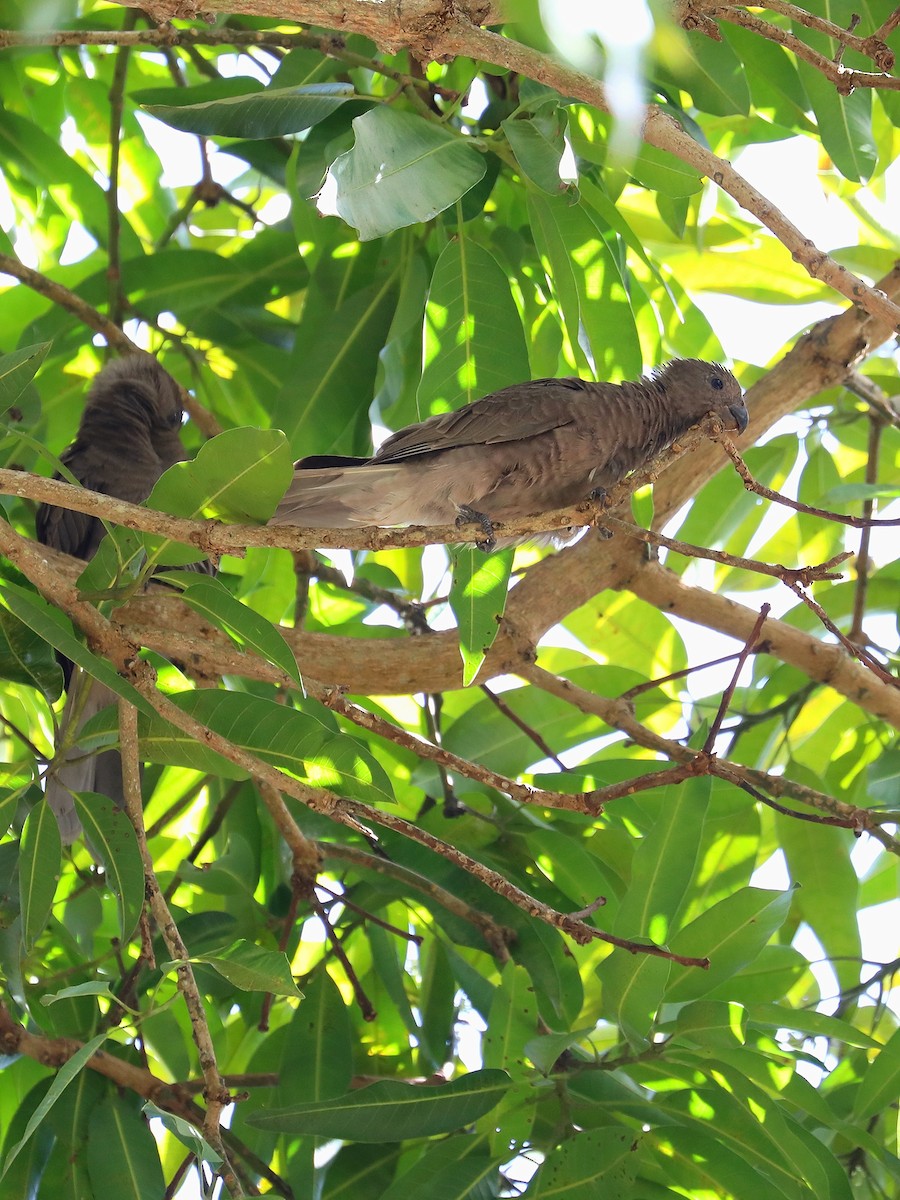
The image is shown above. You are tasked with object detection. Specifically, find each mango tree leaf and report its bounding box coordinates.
[531,1127,643,1199]
[19,801,62,949]
[682,29,752,116]
[776,813,860,992]
[664,887,794,1003]
[246,1069,510,1139]
[377,1135,500,1200]
[449,546,513,686]
[181,578,303,690]
[187,939,301,997]
[118,690,395,805]
[141,81,354,138]
[1,582,153,715]
[0,1032,108,1180]
[325,107,486,240]
[86,1094,165,1199]
[630,144,704,197]
[0,112,141,257]
[142,1103,222,1169]
[73,792,144,943]
[144,426,293,564]
[852,1026,900,1121]
[40,982,113,1005]
[502,107,568,193]
[0,604,62,698]
[526,193,642,379]
[0,342,50,416]
[798,62,875,183]
[272,277,398,454]
[419,237,531,412]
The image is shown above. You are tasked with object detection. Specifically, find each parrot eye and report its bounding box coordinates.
[710,376,724,390]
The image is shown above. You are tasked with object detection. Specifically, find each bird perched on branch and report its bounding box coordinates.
[271,358,747,548]
[36,355,194,841]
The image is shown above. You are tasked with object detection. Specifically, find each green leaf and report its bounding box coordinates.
[73,792,145,942]
[272,277,398,454]
[596,952,671,1048]
[483,963,539,1080]
[141,81,354,138]
[682,29,752,116]
[19,801,62,949]
[327,107,486,240]
[502,107,568,194]
[798,62,876,183]
[40,981,113,1005]
[0,112,141,257]
[144,426,293,564]
[630,144,703,197]
[852,1026,900,1121]
[614,778,711,943]
[377,1135,499,1200]
[189,938,302,996]
[124,690,395,805]
[449,546,513,686]
[532,1127,643,1199]
[776,814,860,992]
[181,578,303,690]
[277,970,352,1105]
[246,1068,510,1139]
[141,1103,222,1169]
[665,887,794,1003]
[86,1094,165,1199]
[419,237,531,412]
[0,604,62,698]
[0,1032,108,1180]
[1,582,153,716]
[526,193,642,379]
[0,342,50,416]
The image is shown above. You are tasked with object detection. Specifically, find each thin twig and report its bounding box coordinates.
[783,578,898,688]
[480,682,567,769]
[716,435,900,527]
[703,604,771,753]
[604,514,852,586]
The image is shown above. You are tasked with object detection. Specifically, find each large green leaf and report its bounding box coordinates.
[272,277,398,453]
[532,1127,643,1199]
[141,81,355,138]
[180,578,303,690]
[327,107,486,240]
[526,193,642,379]
[19,801,61,949]
[0,342,50,417]
[1,582,153,716]
[74,792,144,943]
[0,1033,108,1180]
[86,1095,165,1200]
[502,106,568,194]
[664,887,794,1003]
[188,939,302,997]
[0,604,62,699]
[449,546,513,686]
[144,427,293,564]
[120,690,395,806]
[246,1069,510,1139]
[419,236,531,412]
[377,1135,500,1200]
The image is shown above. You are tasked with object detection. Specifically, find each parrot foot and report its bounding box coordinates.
[456,505,497,553]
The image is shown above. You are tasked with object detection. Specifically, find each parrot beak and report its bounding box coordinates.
[729,403,749,435]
